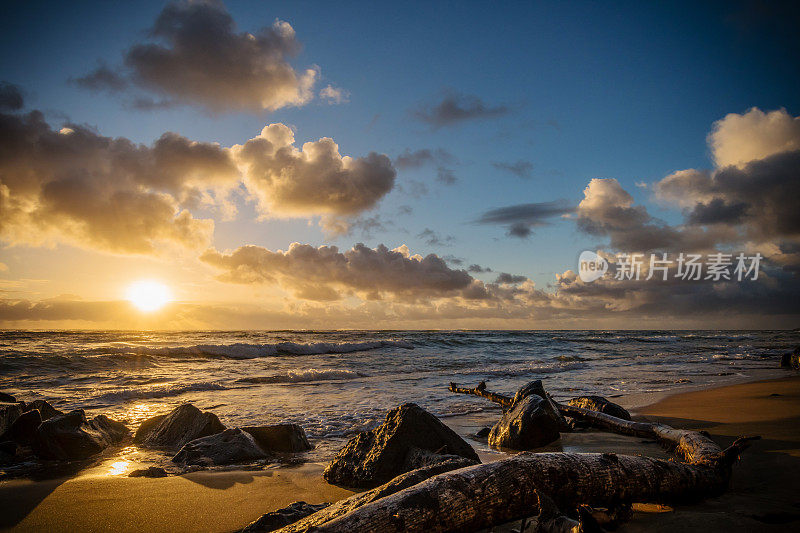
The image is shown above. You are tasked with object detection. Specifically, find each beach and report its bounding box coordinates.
[2,374,798,532]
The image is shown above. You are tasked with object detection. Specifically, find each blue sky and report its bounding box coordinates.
[1,1,798,328]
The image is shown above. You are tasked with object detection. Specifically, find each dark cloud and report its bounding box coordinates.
[476,200,574,238]
[394,148,455,169]
[75,0,318,112]
[468,264,492,273]
[494,272,527,284]
[686,198,749,225]
[70,63,128,92]
[0,82,24,111]
[492,160,534,179]
[417,228,455,247]
[413,91,509,128]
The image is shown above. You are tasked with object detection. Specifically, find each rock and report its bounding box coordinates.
[172,428,268,466]
[323,403,480,488]
[24,400,62,421]
[136,404,225,449]
[242,501,330,532]
[1,408,42,446]
[0,403,24,435]
[128,466,168,478]
[242,424,312,453]
[32,410,128,460]
[489,395,561,450]
[0,440,16,455]
[0,391,16,403]
[567,396,631,420]
[781,346,800,370]
[133,414,167,444]
[402,446,478,472]
[512,380,569,430]
[475,427,491,438]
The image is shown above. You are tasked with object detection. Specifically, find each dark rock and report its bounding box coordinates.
[475,427,491,438]
[128,466,168,478]
[0,440,16,455]
[489,395,561,450]
[0,403,24,435]
[136,404,225,449]
[242,424,312,453]
[32,410,128,460]
[323,403,480,488]
[402,446,477,472]
[781,347,800,370]
[567,396,631,420]
[512,380,569,430]
[24,400,62,421]
[241,501,330,532]
[2,408,42,446]
[172,428,268,466]
[0,391,16,403]
[133,414,167,444]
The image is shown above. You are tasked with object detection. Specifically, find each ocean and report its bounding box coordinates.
[1,330,797,468]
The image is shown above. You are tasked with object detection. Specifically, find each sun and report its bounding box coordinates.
[126,280,172,312]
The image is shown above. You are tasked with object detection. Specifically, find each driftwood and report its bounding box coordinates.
[448,381,513,409]
[271,381,757,532]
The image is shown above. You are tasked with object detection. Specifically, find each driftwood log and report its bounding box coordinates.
[272,381,757,532]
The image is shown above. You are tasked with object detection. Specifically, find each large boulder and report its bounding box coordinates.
[242,424,312,453]
[513,380,569,430]
[1,408,42,446]
[0,403,24,435]
[323,403,480,488]
[172,428,268,466]
[567,396,631,420]
[32,410,128,460]
[24,400,62,421]
[489,395,561,450]
[242,501,330,533]
[0,391,16,403]
[135,404,225,449]
[781,346,800,370]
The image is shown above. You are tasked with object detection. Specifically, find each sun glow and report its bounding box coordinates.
[126,280,172,311]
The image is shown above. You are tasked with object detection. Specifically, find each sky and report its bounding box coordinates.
[1,0,799,329]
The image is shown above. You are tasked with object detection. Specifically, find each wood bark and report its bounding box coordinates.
[273,382,757,533]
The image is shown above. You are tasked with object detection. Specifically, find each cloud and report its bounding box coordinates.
[76,0,318,112]
[708,107,800,168]
[201,242,476,301]
[492,160,534,179]
[413,91,509,128]
[0,108,241,254]
[417,228,455,247]
[494,272,527,284]
[232,123,396,221]
[395,148,458,186]
[319,85,349,104]
[0,82,24,111]
[468,264,492,273]
[476,200,574,238]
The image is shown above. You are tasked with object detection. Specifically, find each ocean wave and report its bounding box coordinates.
[90,382,228,402]
[552,336,621,344]
[236,369,366,384]
[458,361,588,378]
[98,340,414,359]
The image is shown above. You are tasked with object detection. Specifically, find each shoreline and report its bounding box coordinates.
[2,374,799,532]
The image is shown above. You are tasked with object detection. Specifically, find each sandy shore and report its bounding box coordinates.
[2,375,799,532]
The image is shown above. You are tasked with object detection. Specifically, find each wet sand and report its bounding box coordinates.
[1,375,799,532]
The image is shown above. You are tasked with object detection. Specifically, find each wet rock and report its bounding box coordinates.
[402,446,477,471]
[24,400,62,421]
[513,380,569,430]
[0,403,24,435]
[32,410,128,460]
[136,404,225,449]
[781,347,800,370]
[489,395,561,450]
[476,427,491,438]
[133,414,167,444]
[241,424,312,453]
[172,428,268,466]
[0,392,16,403]
[2,408,42,446]
[241,501,330,532]
[567,396,631,420]
[128,466,168,478]
[323,403,480,488]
